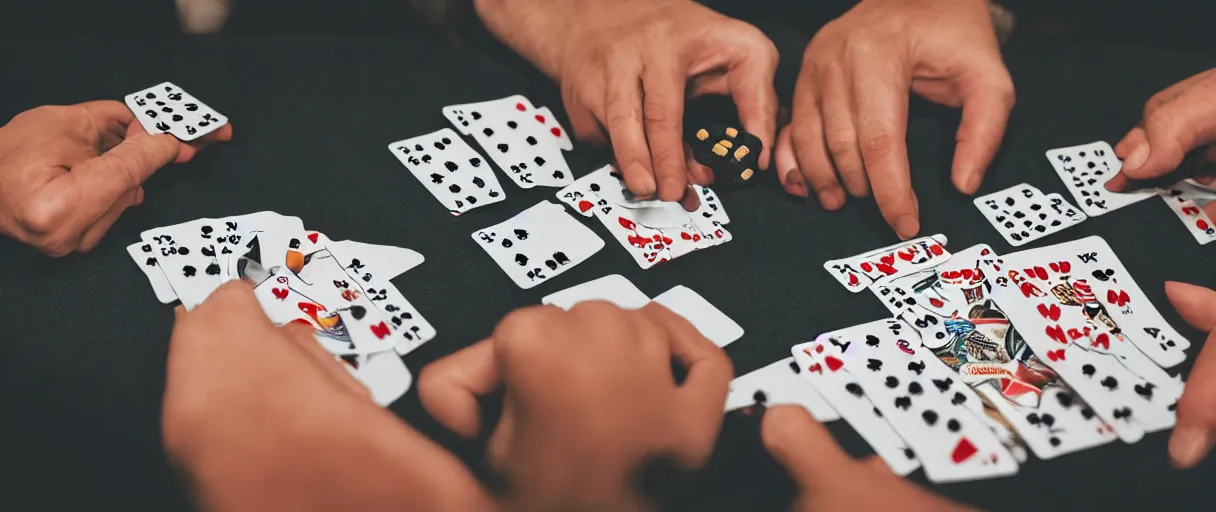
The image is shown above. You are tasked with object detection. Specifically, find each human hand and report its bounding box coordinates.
[163,282,493,511]
[0,100,232,256]
[474,0,778,201]
[775,0,1013,239]
[418,301,733,511]
[1106,68,1216,195]
[761,405,975,511]
[1163,281,1216,469]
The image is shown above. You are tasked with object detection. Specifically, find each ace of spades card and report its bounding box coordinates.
[388,128,506,215]
[124,81,228,142]
[1046,141,1155,217]
[472,201,604,289]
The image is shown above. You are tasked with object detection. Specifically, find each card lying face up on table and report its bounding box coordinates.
[442,95,573,189]
[556,165,733,269]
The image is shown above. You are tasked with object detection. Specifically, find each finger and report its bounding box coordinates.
[820,72,867,198]
[79,100,136,152]
[951,76,1014,195]
[685,143,715,186]
[760,405,854,487]
[75,187,139,253]
[1126,96,1216,181]
[563,87,608,147]
[177,123,234,163]
[417,338,500,438]
[727,48,779,171]
[678,185,702,212]
[603,63,656,198]
[641,60,690,202]
[790,88,845,208]
[639,302,732,466]
[774,126,808,198]
[1165,282,1216,468]
[853,61,918,239]
[280,322,371,399]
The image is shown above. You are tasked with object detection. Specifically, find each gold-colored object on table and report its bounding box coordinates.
[718,139,733,149]
[696,128,709,141]
[734,146,750,161]
[741,169,755,180]
[725,127,738,137]
[712,143,728,157]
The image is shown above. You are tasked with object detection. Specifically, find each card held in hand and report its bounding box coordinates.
[124,81,228,142]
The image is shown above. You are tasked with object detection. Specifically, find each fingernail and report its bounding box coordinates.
[1170,425,1215,469]
[783,171,808,198]
[1125,143,1149,171]
[629,163,656,196]
[895,215,920,240]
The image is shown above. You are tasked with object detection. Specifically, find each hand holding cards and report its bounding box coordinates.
[125,82,229,142]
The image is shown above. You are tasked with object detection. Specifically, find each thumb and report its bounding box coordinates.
[761,405,854,487]
[1125,97,1216,181]
[1165,281,1216,469]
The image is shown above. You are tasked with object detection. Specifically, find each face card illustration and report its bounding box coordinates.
[124,81,228,142]
[1045,141,1155,217]
[127,242,178,304]
[541,274,650,310]
[823,234,951,292]
[1159,179,1216,244]
[653,285,744,347]
[791,336,921,476]
[388,128,506,215]
[472,201,605,289]
[725,357,840,422]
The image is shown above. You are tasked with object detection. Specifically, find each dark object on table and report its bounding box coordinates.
[688,123,763,189]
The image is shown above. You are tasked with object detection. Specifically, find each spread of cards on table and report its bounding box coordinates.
[126,84,1206,483]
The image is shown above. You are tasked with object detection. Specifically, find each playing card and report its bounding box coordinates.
[541,274,650,310]
[319,244,437,356]
[791,336,921,476]
[591,202,673,269]
[472,201,604,289]
[534,106,572,151]
[725,357,840,422]
[127,242,178,304]
[1046,141,1155,217]
[388,128,506,215]
[140,217,229,309]
[973,184,1085,246]
[124,81,228,142]
[252,272,360,355]
[823,234,951,292]
[692,185,730,225]
[1159,179,1216,244]
[325,239,425,282]
[442,95,573,188]
[652,285,743,347]
[555,165,619,217]
[342,351,413,407]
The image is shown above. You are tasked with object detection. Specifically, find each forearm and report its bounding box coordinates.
[471,0,595,80]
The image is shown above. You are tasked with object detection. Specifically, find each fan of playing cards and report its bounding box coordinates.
[128,211,434,407]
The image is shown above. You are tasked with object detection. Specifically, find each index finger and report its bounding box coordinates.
[760,405,856,487]
[604,62,658,198]
[417,339,501,438]
[79,100,136,151]
[641,59,690,202]
[852,61,917,239]
[952,75,1014,195]
[727,41,779,171]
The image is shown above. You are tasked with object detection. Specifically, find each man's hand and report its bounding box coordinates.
[1164,281,1216,469]
[418,301,733,511]
[761,405,975,511]
[1106,68,1216,202]
[163,282,493,511]
[0,101,232,256]
[474,0,778,201]
[775,0,1013,239]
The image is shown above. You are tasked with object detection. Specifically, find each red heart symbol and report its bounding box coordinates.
[814,344,825,353]
[880,254,895,266]
[824,356,844,372]
[1045,325,1067,344]
[551,127,562,138]
[1032,266,1048,280]
[1106,290,1131,307]
[1091,333,1111,350]
[618,217,637,231]
[981,248,991,255]
[1183,206,1201,216]
[1036,303,1061,321]
[951,437,978,463]
[1046,349,1066,361]
[272,287,289,300]
[929,298,945,308]
[929,244,944,256]
[808,363,823,374]
[370,322,391,339]
[692,234,702,242]
[577,200,593,212]
[307,232,320,243]
[847,274,859,286]
[941,270,960,280]
[860,262,874,272]
[681,232,693,240]
[897,250,914,261]
[1199,219,1211,231]
[960,269,974,280]
[514,102,526,111]
[876,263,897,276]
[627,234,648,247]
[534,114,545,123]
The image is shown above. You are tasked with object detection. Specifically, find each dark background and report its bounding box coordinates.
[2,1,1216,510]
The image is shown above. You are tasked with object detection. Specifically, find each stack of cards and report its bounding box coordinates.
[125,81,228,141]
[442,95,574,189]
[128,211,434,406]
[974,183,1086,246]
[541,276,744,347]
[556,165,733,268]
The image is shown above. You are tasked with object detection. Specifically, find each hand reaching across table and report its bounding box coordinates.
[0,101,231,256]
[1164,281,1216,469]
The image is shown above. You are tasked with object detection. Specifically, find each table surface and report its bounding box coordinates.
[1,33,1214,510]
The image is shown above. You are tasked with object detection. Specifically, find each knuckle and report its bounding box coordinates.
[859,126,897,156]
[14,195,70,238]
[824,131,856,159]
[641,98,671,126]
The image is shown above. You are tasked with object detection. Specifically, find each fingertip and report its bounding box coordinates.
[761,405,817,454]
[1105,173,1129,192]
[625,162,657,197]
[781,169,808,198]
[894,214,920,240]
[816,184,846,210]
[658,174,686,202]
[953,169,982,196]
[1169,424,1216,469]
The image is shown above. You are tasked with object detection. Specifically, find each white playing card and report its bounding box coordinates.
[725,357,840,422]
[541,274,650,310]
[253,272,360,355]
[591,200,674,269]
[534,106,572,151]
[973,184,1084,246]
[555,165,619,217]
[791,336,921,476]
[1046,141,1155,217]
[140,218,227,309]
[652,285,743,347]
[692,185,730,225]
[127,242,178,304]
[325,239,424,282]
[472,201,604,289]
[388,128,506,215]
[1159,179,1216,244]
[318,243,437,356]
[823,234,951,292]
[344,351,413,407]
[124,81,227,142]
[442,96,573,189]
